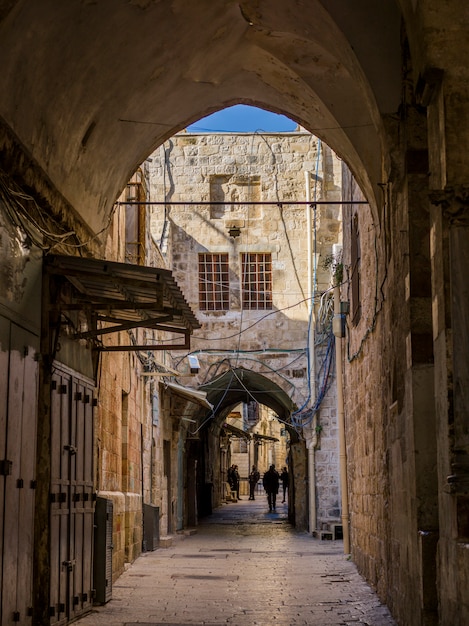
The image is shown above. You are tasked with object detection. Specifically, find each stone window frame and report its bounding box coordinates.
[198,252,230,311]
[241,252,273,310]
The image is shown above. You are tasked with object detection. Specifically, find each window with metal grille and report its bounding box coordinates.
[125,169,146,265]
[232,438,248,454]
[198,253,230,311]
[350,212,361,324]
[241,253,272,310]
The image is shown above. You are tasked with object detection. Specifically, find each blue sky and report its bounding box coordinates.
[187,104,297,133]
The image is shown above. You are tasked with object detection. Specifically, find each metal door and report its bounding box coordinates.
[0,316,39,625]
[50,365,94,624]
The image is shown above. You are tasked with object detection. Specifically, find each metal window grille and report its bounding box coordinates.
[198,253,230,311]
[350,213,361,324]
[125,172,146,265]
[241,253,272,310]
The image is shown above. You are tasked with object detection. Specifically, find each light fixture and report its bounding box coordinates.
[187,354,200,374]
[228,225,241,238]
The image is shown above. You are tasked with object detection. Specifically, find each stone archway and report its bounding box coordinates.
[0,0,402,238]
[195,367,308,529]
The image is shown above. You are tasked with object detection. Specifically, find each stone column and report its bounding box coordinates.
[419,2,469,613]
[431,186,469,498]
[407,148,439,625]
[430,186,469,623]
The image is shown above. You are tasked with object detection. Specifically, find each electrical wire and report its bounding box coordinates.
[197,355,303,389]
[0,166,116,252]
[191,295,315,342]
[291,330,335,428]
[154,285,337,350]
[175,347,305,367]
[118,118,374,133]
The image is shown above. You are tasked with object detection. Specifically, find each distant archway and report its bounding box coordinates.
[188,367,308,528]
[201,367,297,436]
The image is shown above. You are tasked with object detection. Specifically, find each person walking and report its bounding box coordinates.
[248,465,260,500]
[262,464,280,511]
[232,464,241,500]
[280,466,289,503]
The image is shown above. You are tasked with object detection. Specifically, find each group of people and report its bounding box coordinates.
[228,463,289,511]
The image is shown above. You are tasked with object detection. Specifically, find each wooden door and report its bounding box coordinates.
[49,365,94,624]
[0,317,38,625]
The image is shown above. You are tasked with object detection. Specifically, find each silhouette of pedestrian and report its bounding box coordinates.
[231,464,241,500]
[280,466,289,503]
[248,465,260,500]
[262,464,280,511]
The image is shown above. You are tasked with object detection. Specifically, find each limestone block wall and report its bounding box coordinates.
[341,168,392,598]
[96,198,172,576]
[96,348,146,575]
[340,160,440,624]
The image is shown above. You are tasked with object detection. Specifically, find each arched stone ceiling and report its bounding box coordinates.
[200,367,296,430]
[0,0,402,234]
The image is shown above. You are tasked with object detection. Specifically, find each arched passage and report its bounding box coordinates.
[186,368,308,528]
[201,367,296,425]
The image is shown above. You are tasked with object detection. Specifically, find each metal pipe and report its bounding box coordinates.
[305,170,318,536]
[118,200,368,206]
[176,431,185,531]
[334,285,351,554]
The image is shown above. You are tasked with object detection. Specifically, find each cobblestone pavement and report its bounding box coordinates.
[76,499,396,626]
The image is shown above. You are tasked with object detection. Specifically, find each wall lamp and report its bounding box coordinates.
[187,354,200,374]
[228,225,241,238]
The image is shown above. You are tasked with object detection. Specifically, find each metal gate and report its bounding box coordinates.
[49,365,95,624]
[0,316,38,625]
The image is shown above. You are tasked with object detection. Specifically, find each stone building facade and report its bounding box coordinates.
[147,130,344,532]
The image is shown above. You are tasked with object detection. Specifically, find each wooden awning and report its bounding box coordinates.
[252,433,279,443]
[222,422,251,440]
[164,381,213,410]
[45,254,200,351]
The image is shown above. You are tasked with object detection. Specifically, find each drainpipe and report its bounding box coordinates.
[176,431,184,531]
[305,170,318,535]
[333,285,350,554]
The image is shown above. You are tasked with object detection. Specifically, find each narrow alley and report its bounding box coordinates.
[2,4,469,625]
[75,499,395,626]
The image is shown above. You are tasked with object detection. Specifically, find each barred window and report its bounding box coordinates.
[198,253,230,311]
[232,438,248,454]
[351,213,361,324]
[124,170,146,265]
[241,253,272,310]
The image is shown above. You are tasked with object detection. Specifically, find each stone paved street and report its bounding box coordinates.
[76,499,396,626]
